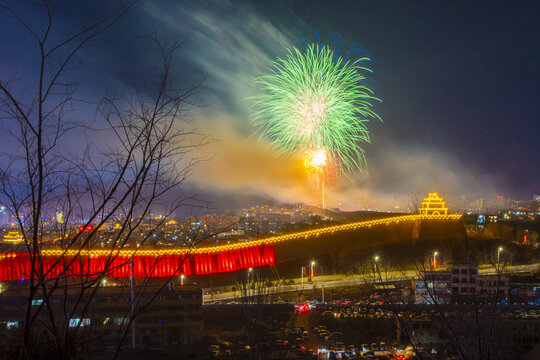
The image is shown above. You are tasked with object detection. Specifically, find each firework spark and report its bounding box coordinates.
[304,147,327,175]
[252,41,381,173]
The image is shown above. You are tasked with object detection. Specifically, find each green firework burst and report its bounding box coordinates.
[251,43,382,172]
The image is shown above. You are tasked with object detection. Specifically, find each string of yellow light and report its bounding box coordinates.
[36,214,461,258]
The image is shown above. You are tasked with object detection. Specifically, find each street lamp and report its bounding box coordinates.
[311,261,325,303]
[310,261,315,277]
[497,247,503,268]
[373,256,380,275]
[180,274,185,286]
[246,268,253,295]
[433,251,438,268]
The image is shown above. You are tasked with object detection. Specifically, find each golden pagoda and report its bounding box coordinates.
[3,231,23,244]
[419,192,448,215]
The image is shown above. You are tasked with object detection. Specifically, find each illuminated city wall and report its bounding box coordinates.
[0,214,461,280]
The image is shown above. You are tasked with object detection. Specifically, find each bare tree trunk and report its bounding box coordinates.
[0,2,211,359]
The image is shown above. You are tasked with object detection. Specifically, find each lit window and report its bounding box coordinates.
[7,321,18,329]
[69,318,90,327]
[114,317,129,325]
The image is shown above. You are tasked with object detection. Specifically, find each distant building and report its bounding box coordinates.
[477,275,509,301]
[188,214,240,236]
[239,212,290,236]
[0,206,10,227]
[468,197,486,212]
[509,283,540,304]
[414,264,508,304]
[445,195,467,212]
[450,264,479,300]
[414,270,452,304]
[0,280,203,349]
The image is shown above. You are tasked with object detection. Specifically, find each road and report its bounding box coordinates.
[203,263,540,303]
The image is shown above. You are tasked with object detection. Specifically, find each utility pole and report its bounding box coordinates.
[129,258,135,349]
[210,278,214,304]
[184,303,187,345]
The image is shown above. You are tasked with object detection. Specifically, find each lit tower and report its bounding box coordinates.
[56,211,64,224]
[419,193,448,215]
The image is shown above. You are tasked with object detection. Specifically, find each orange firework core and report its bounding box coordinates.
[303,148,327,175]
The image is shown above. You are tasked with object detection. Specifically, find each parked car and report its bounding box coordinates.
[209,345,220,357]
[289,327,302,336]
[275,339,289,346]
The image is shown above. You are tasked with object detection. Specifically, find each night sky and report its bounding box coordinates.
[0,0,538,211]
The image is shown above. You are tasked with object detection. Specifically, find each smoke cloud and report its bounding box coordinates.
[142,0,498,211]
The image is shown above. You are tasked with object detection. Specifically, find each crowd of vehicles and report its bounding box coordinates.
[206,301,540,359]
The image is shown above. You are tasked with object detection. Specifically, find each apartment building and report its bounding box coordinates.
[0,279,203,350]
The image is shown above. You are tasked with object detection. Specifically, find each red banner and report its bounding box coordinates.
[0,245,276,280]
